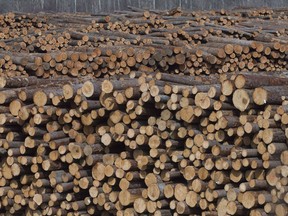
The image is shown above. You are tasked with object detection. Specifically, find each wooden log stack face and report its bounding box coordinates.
[0,8,288,78]
[0,7,288,216]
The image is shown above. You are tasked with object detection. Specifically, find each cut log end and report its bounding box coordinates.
[242,192,256,209]
[33,91,47,107]
[234,74,245,89]
[253,87,267,105]
[82,81,94,98]
[0,77,7,88]
[63,84,74,99]
[232,89,250,111]
[221,80,234,96]
[101,80,113,94]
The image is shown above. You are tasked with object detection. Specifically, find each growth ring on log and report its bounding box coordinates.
[232,89,250,111]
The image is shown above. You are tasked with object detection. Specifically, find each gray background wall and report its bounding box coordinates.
[0,0,288,13]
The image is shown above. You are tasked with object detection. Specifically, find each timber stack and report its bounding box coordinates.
[0,7,287,216]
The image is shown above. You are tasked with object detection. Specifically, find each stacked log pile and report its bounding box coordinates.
[0,8,288,78]
[0,7,287,216]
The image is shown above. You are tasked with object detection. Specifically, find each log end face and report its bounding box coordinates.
[63,84,74,100]
[242,192,255,209]
[0,113,6,125]
[176,201,186,214]
[82,81,94,98]
[174,184,188,202]
[262,128,273,144]
[134,198,146,213]
[234,74,245,89]
[227,201,237,215]
[33,194,43,206]
[253,87,267,106]
[33,91,47,107]
[185,191,198,208]
[266,169,279,186]
[119,190,131,206]
[221,80,234,96]
[101,133,112,146]
[92,163,105,181]
[183,166,195,181]
[89,186,98,198]
[11,163,21,176]
[217,198,228,216]
[147,183,160,201]
[232,89,250,111]
[281,150,288,165]
[275,204,287,216]
[164,184,174,199]
[42,160,50,171]
[2,163,13,179]
[217,49,226,59]
[0,77,6,88]
[224,44,234,55]
[0,92,7,104]
[101,80,113,94]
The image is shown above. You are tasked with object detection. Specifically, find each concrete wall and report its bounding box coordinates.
[0,0,287,13]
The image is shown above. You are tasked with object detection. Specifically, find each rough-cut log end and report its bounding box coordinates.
[9,99,22,116]
[224,44,234,55]
[33,91,47,107]
[281,150,288,165]
[92,163,105,181]
[119,190,131,206]
[221,80,234,96]
[0,77,6,88]
[234,74,245,89]
[195,92,210,109]
[266,169,279,186]
[275,204,287,216]
[262,129,273,144]
[0,92,7,104]
[180,106,194,123]
[134,198,146,213]
[63,84,74,99]
[217,198,228,216]
[82,81,94,98]
[242,191,256,209]
[232,89,250,111]
[101,80,113,94]
[147,183,160,201]
[33,194,43,206]
[253,87,267,105]
[183,166,196,180]
[174,184,188,202]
